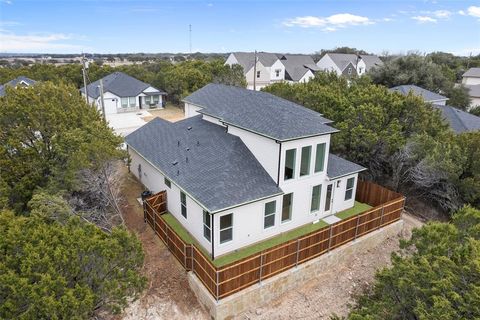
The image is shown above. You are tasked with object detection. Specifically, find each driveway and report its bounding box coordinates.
[106,110,151,136]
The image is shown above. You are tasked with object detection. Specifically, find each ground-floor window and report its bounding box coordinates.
[345,177,355,200]
[264,200,276,229]
[220,213,233,243]
[129,96,136,107]
[180,191,187,218]
[121,97,128,108]
[310,185,322,213]
[203,210,211,242]
[282,193,293,222]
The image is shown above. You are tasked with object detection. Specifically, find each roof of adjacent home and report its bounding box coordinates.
[324,53,383,72]
[80,71,165,99]
[278,54,319,81]
[183,83,338,141]
[463,67,480,78]
[125,115,282,213]
[327,154,367,179]
[230,52,279,73]
[433,104,480,134]
[466,84,480,97]
[389,85,449,102]
[0,76,37,97]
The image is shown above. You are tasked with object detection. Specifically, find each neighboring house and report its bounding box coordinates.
[316,53,383,77]
[278,54,320,83]
[0,76,37,97]
[462,68,480,109]
[390,85,449,105]
[80,72,166,115]
[126,84,366,258]
[390,84,479,133]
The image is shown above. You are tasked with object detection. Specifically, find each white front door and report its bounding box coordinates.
[324,183,334,214]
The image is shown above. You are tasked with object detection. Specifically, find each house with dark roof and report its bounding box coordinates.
[126,84,365,258]
[80,72,166,115]
[0,76,37,97]
[462,68,480,109]
[225,52,319,90]
[316,53,383,77]
[389,84,480,133]
[389,85,449,105]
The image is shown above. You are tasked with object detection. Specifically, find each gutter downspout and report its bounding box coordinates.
[211,213,215,260]
[276,140,282,186]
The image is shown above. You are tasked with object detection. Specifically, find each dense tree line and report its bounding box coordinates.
[264,73,479,213]
[0,59,246,104]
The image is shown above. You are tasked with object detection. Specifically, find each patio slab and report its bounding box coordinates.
[322,215,342,225]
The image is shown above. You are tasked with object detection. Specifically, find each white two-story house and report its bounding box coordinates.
[126,84,365,259]
[80,72,166,115]
[462,68,480,109]
[316,53,383,77]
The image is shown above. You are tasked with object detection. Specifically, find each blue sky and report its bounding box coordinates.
[0,0,479,55]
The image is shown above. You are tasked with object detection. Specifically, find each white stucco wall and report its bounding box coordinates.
[316,54,342,75]
[463,76,480,85]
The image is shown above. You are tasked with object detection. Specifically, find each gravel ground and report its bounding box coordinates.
[118,168,422,320]
[141,104,184,123]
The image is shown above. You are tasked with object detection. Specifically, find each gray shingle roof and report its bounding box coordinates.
[433,104,480,134]
[80,72,165,99]
[125,115,283,213]
[230,52,279,73]
[0,76,36,97]
[389,85,448,102]
[324,53,383,72]
[327,154,366,179]
[278,54,317,81]
[359,55,384,71]
[183,84,337,141]
[466,84,480,97]
[463,68,480,78]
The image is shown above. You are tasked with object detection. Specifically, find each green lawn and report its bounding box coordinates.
[335,201,372,220]
[161,201,371,268]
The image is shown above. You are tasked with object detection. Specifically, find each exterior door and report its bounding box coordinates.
[324,183,333,213]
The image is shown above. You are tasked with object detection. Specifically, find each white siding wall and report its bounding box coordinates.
[463,77,480,85]
[128,147,212,255]
[184,102,203,118]
[470,96,480,109]
[270,59,286,82]
[227,125,280,181]
[328,174,358,214]
[299,70,315,83]
[356,60,367,76]
[225,54,239,67]
[97,92,120,114]
[245,61,271,90]
[316,55,342,75]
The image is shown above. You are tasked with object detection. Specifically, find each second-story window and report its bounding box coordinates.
[348,67,352,75]
[256,71,261,78]
[300,146,312,177]
[314,143,326,173]
[284,149,296,180]
[264,200,276,229]
[275,69,281,77]
[220,214,233,243]
[203,210,211,242]
[180,191,187,218]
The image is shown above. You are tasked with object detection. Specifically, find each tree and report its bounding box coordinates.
[0,206,146,319]
[346,206,480,320]
[0,81,123,212]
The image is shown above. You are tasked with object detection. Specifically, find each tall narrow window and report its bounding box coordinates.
[129,96,136,107]
[314,143,326,173]
[345,177,355,200]
[145,95,151,104]
[282,193,293,222]
[310,185,322,213]
[203,210,211,242]
[284,149,296,180]
[153,95,160,104]
[256,71,261,78]
[220,214,233,243]
[300,146,312,176]
[180,191,187,218]
[121,97,128,108]
[264,201,276,229]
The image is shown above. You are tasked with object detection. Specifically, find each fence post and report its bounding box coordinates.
[354,214,361,240]
[378,205,385,229]
[192,246,195,273]
[184,244,187,269]
[328,225,334,252]
[216,270,220,302]
[295,239,300,267]
[259,253,264,284]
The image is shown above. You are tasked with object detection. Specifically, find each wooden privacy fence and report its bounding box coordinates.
[144,180,405,301]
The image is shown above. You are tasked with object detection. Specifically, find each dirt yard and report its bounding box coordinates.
[141,103,185,123]
[118,166,423,320]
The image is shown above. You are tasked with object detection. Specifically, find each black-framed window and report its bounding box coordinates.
[180,191,187,218]
[203,210,211,242]
[310,185,322,213]
[220,214,233,243]
[282,193,293,222]
[314,143,326,173]
[256,71,261,78]
[345,177,355,200]
[284,149,296,180]
[264,201,276,229]
[164,177,171,188]
[300,146,312,176]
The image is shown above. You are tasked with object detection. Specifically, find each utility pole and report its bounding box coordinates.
[189,24,192,54]
[99,79,106,121]
[82,54,90,104]
[253,50,257,91]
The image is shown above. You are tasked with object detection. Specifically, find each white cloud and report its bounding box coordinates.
[207,3,213,7]
[0,32,88,53]
[412,16,437,23]
[382,17,394,22]
[0,20,20,27]
[458,10,466,15]
[467,6,480,18]
[432,10,451,18]
[1,0,13,4]
[283,13,374,31]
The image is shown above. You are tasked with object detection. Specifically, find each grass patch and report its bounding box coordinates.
[335,201,372,220]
